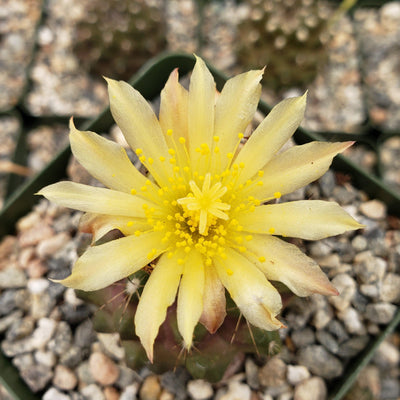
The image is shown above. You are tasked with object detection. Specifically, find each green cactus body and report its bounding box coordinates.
[78,271,282,382]
[74,0,166,80]
[236,0,334,90]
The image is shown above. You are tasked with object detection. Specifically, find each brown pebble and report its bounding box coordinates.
[19,225,54,247]
[359,199,387,220]
[18,247,35,269]
[0,235,18,259]
[27,259,48,278]
[16,211,41,232]
[36,232,71,259]
[258,357,287,387]
[160,389,174,400]
[89,352,120,386]
[104,386,120,400]
[53,365,78,390]
[139,375,162,400]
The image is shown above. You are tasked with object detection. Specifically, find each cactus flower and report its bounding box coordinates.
[39,56,362,362]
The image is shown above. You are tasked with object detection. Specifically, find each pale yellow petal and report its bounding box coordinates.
[159,68,190,172]
[135,252,183,362]
[79,213,151,243]
[214,249,283,331]
[159,68,189,141]
[188,56,216,175]
[69,118,152,194]
[199,262,226,333]
[212,69,263,172]
[238,200,363,240]
[245,234,338,296]
[234,93,307,184]
[38,181,154,217]
[250,141,354,200]
[54,231,166,291]
[106,78,172,185]
[177,250,205,348]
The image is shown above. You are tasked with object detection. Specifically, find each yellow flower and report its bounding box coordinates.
[38,56,362,362]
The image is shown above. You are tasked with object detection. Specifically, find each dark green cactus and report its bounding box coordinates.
[73,0,167,80]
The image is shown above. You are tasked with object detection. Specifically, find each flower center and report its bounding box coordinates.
[177,173,230,236]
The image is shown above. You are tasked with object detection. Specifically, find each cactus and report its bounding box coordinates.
[73,0,166,80]
[78,270,282,382]
[236,0,334,91]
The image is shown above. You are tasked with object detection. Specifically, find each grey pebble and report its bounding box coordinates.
[380,378,400,400]
[34,349,57,368]
[120,383,140,400]
[76,361,95,385]
[43,387,72,400]
[338,307,366,335]
[30,292,56,319]
[318,170,336,198]
[0,310,23,333]
[1,337,36,357]
[80,383,105,400]
[245,357,259,389]
[6,316,35,341]
[115,365,139,389]
[0,267,27,288]
[374,340,400,367]
[161,367,190,400]
[74,318,96,349]
[297,345,343,379]
[337,336,369,358]
[351,235,368,252]
[332,186,358,205]
[284,298,313,329]
[365,302,397,324]
[14,289,30,312]
[20,363,53,392]
[59,302,94,325]
[380,273,400,303]
[12,352,34,370]
[354,253,387,284]
[47,321,73,355]
[0,290,17,316]
[329,274,356,311]
[258,357,287,387]
[315,330,339,354]
[291,328,315,348]
[59,344,86,368]
[31,317,57,349]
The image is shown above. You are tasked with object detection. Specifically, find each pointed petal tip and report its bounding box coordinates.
[145,346,154,364]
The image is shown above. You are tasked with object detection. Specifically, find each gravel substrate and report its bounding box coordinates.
[1,0,400,399]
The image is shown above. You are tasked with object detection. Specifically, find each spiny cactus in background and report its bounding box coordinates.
[236,0,334,91]
[73,0,166,80]
[78,270,282,382]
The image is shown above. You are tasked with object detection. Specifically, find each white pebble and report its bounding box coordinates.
[27,278,49,294]
[187,379,214,400]
[287,365,310,385]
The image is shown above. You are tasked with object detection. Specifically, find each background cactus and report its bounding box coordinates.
[73,0,166,80]
[236,0,334,91]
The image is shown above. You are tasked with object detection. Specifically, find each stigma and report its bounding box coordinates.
[177,173,230,235]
